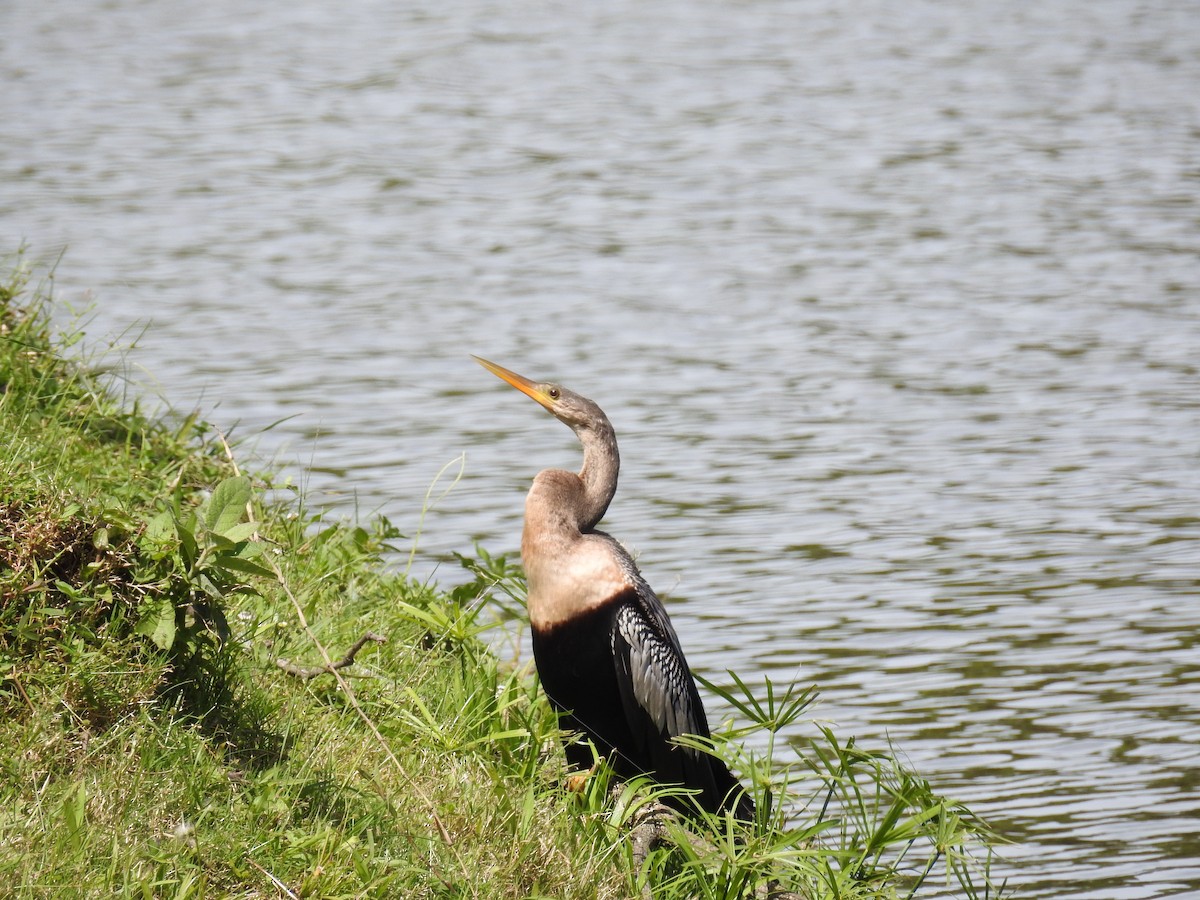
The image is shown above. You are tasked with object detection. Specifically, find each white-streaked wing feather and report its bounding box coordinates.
[614,603,697,742]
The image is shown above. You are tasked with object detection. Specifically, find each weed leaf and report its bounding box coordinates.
[134,595,177,651]
[214,555,275,580]
[205,475,251,537]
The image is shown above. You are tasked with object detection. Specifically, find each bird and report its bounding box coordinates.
[474,355,753,821]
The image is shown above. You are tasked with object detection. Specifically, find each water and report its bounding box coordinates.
[3,0,1199,894]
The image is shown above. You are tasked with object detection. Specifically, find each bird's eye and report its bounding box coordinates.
[547,386,561,400]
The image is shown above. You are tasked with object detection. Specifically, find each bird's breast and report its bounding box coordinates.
[522,530,632,631]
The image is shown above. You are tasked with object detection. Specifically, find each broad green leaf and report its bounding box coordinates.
[205,475,251,537]
[134,596,176,651]
[143,509,176,546]
[214,555,275,579]
[221,522,259,543]
[236,539,265,559]
[61,780,87,854]
[177,516,198,570]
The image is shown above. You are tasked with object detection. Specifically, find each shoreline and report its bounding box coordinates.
[0,250,1002,898]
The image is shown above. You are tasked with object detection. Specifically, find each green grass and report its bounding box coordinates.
[0,248,1006,899]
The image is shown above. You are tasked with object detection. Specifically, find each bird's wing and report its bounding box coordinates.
[609,584,753,819]
[612,599,710,764]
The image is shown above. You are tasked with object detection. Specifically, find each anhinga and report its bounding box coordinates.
[474,356,753,821]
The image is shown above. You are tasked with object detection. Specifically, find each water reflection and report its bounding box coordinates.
[4,0,1199,895]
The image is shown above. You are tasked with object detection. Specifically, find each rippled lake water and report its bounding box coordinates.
[3,0,1199,895]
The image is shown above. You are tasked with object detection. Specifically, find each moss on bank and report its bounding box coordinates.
[0,250,1004,899]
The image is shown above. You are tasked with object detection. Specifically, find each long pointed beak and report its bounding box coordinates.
[473,355,556,411]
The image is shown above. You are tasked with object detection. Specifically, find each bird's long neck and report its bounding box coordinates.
[574,420,619,531]
[522,420,624,632]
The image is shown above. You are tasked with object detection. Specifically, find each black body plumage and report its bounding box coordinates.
[533,583,752,819]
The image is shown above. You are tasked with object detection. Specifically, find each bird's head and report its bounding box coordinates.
[473,356,609,434]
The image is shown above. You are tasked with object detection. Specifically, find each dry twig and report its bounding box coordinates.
[276,632,387,680]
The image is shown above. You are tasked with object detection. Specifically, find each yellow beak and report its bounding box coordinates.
[473,356,557,411]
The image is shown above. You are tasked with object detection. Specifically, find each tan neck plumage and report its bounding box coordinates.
[521,451,628,631]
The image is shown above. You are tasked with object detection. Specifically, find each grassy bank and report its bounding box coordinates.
[0,250,1004,899]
